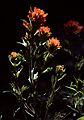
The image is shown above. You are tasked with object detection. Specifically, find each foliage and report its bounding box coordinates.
[77,116,84,120]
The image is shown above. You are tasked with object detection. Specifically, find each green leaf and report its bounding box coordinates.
[58,73,66,81]
[21,85,28,93]
[17,38,30,48]
[42,67,53,73]
[43,52,53,62]
[67,105,79,113]
[13,88,21,96]
[25,110,34,117]
[66,86,77,92]
[43,52,49,62]
[76,58,84,71]
[78,79,84,84]
[75,98,83,109]
[16,66,23,78]
[77,116,84,120]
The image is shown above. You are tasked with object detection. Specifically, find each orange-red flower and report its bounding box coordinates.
[64,20,83,34]
[36,26,51,36]
[48,37,61,48]
[11,52,17,58]
[27,7,48,23]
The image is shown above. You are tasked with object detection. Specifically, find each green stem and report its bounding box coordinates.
[44,74,57,120]
[14,77,28,120]
[20,102,28,120]
[44,106,48,120]
[29,45,33,84]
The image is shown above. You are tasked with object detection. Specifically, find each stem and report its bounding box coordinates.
[14,77,28,120]
[44,106,48,120]
[20,102,28,120]
[29,45,33,84]
[44,74,58,120]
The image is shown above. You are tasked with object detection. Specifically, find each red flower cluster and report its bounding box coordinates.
[48,37,61,49]
[36,26,51,36]
[27,7,48,23]
[64,20,83,34]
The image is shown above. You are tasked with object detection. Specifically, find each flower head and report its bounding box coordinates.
[36,26,51,36]
[48,37,61,49]
[11,52,17,58]
[27,7,48,23]
[56,65,65,72]
[64,20,83,34]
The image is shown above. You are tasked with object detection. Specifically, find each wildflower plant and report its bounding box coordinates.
[6,6,67,120]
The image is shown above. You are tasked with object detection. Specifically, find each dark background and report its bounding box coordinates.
[0,0,84,89]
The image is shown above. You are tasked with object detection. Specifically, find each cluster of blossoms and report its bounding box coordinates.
[64,20,83,34]
[10,6,63,79]
[11,52,17,58]
[48,37,61,49]
[10,6,62,68]
[56,65,65,72]
[22,6,62,49]
[27,7,48,23]
[36,26,51,36]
